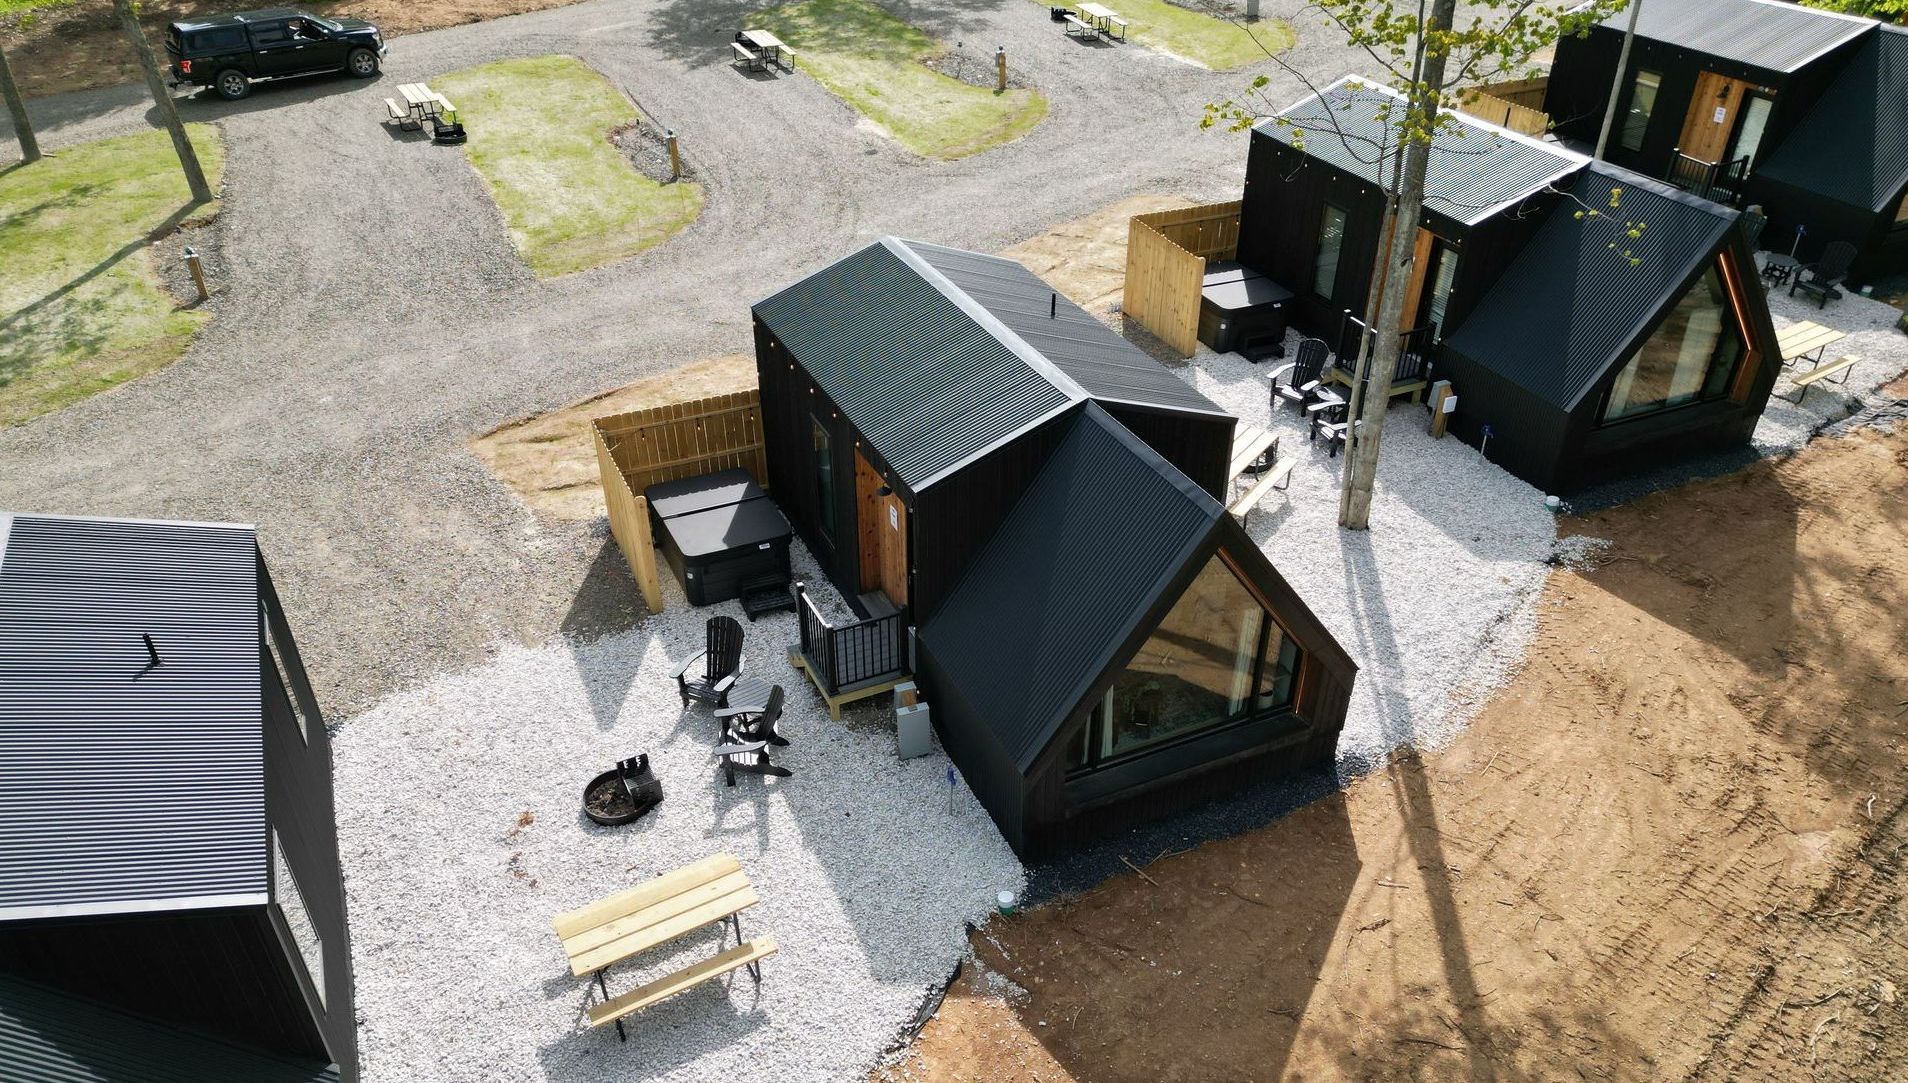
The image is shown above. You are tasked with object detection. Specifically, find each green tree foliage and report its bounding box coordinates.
[1801,0,1908,23]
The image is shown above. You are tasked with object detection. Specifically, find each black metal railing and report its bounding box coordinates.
[1334,313,1438,387]
[1666,149,1750,206]
[795,582,908,696]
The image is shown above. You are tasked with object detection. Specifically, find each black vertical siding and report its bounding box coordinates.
[1100,404,1234,502]
[1238,134,1389,340]
[912,642,1026,851]
[756,320,861,601]
[911,417,1070,621]
[0,908,328,1061]
[1432,345,1572,493]
[259,561,356,1082]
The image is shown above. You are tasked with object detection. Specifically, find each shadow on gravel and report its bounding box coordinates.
[148,71,389,127]
[561,536,650,732]
[645,0,1017,67]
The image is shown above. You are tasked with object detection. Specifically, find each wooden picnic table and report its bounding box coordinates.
[396,82,450,122]
[742,28,785,59]
[551,852,776,1040]
[1776,320,1847,368]
[1076,3,1127,39]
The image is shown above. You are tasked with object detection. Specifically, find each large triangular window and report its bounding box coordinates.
[1601,262,1747,423]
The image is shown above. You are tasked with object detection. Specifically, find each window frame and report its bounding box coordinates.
[271,829,326,1009]
[1618,69,1662,154]
[1313,203,1349,300]
[810,413,836,541]
[263,606,309,746]
[1065,555,1306,777]
[248,20,292,46]
[1596,262,1747,426]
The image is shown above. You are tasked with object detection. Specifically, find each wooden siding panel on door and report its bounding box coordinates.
[879,492,909,607]
[854,448,883,592]
[1679,71,1752,163]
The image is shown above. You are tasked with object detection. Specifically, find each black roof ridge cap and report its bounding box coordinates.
[881,236,1094,406]
[5,511,260,535]
[1582,160,1741,221]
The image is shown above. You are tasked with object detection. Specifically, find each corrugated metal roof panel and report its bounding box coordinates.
[1755,25,1908,213]
[1443,162,1736,411]
[1596,0,1874,75]
[0,973,339,1082]
[1259,77,1586,225]
[905,241,1231,418]
[753,240,1077,492]
[918,404,1221,772]
[0,514,268,919]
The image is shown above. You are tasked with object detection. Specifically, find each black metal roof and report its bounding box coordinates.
[905,242,1231,419]
[0,514,270,922]
[1755,25,1908,213]
[918,404,1223,772]
[1259,77,1585,225]
[1443,162,1738,412]
[753,238,1230,493]
[1593,0,1874,75]
[0,973,339,1082]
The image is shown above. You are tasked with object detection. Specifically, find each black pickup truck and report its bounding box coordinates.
[165,9,387,101]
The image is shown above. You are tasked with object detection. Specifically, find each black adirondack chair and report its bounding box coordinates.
[712,687,792,787]
[1790,241,1858,309]
[673,616,744,708]
[1270,338,1330,412]
[1739,208,1767,255]
[1308,397,1350,456]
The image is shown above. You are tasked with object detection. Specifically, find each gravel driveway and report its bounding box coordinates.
[0,0,1380,717]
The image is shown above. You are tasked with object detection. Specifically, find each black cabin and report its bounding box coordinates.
[1545,0,1908,277]
[753,240,1356,857]
[0,514,355,1081]
[1237,77,1784,494]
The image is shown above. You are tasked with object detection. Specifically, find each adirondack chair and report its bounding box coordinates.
[1739,208,1767,255]
[1270,338,1330,412]
[712,686,792,787]
[673,616,744,708]
[1790,241,1858,309]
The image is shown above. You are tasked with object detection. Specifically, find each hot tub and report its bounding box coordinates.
[1199,262,1295,361]
[644,470,793,607]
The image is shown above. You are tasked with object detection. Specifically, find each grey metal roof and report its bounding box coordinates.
[754,239,1078,492]
[754,238,1232,493]
[1755,25,1908,213]
[0,514,269,921]
[918,404,1222,772]
[1594,0,1874,75]
[1259,77,1586,225]
[1443,162,1737,411]
[0,973,339,1082]
[905,241,1231,419]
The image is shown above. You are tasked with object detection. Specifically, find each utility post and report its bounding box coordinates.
[996,47,1007,92]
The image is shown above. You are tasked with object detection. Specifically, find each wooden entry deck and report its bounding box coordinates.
[792,583,910,719]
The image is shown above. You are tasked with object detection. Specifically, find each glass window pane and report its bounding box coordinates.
[1426,242,1458,337]
[264,611,308,746]
[1729,95,1773,172]
[1257,629,1300,712]
[1104,557,1268,759]
[1619,71,1660,153]
[272,831,325,1008]
[811,416,834,539]
[1895,193,1908,226]
[1603,264,1745,422]
[1314,205,1347,298]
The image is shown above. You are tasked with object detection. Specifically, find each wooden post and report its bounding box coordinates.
[0,45,40,164]
[183,245,209,302]
[665,129,681,180]
[113,0,212,204]
[995,47,1006,93]
[1427,380,1454,439]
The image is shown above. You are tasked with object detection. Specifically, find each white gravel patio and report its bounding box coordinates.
[1755,286,1908,452]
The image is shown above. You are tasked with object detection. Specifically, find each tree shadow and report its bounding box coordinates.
[0,198,206,346]
[644,0,1018,67]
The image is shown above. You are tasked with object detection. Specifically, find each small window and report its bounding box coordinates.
[272,830,326,1008]
[249,22,290,46]
[193,28,247,52]
[811,415,835,540]
[1619,70,1660,153]
[264,608,309,745]
[1313,204,1348,298]
[1424,241,1459,339]
[1894,192,1908,227]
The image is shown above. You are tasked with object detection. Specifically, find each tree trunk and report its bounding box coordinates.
[0,45,39,163]
[1338,0,1460,530]
[114,0,211,203]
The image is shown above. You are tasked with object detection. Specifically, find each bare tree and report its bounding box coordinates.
[1210,0,1628,528]
[0,44,39,163]
[114,0,212,203]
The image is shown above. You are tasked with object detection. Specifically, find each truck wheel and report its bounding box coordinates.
[214,70,251,101]
[347,48,379,78]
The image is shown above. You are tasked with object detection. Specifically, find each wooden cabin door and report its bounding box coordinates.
[1679,72,1753,164]
[854,447,909,608]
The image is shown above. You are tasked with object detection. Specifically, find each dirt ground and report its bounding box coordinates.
[472,196,1194,518]
[888,421,1908,1082]
[0,0,585,98]
[467,352,753,521]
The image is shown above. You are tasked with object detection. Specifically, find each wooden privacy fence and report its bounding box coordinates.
[591,389,767,613]
[1458,78,1550,137]
[1123,201,1242,358]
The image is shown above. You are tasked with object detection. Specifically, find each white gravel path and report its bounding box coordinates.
[333,561,1021,1083]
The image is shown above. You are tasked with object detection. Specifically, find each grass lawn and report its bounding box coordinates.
[0,125,223,428]
[755,0,1048,160]
[0,0,67,15]
[434,56,704,278]
[1043,0,1293,71]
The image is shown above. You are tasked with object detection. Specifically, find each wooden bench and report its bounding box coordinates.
[1230,457,1295,525]
[730,41,765,71]
[1787,353,1859,403]
[383,98,420,130]
[587,936,779,1030]
[1105,16,1128,39]
[432,96,457,121]
[553,853,772,1041]
[1064,14,1095,37]
[776,46,798,69]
